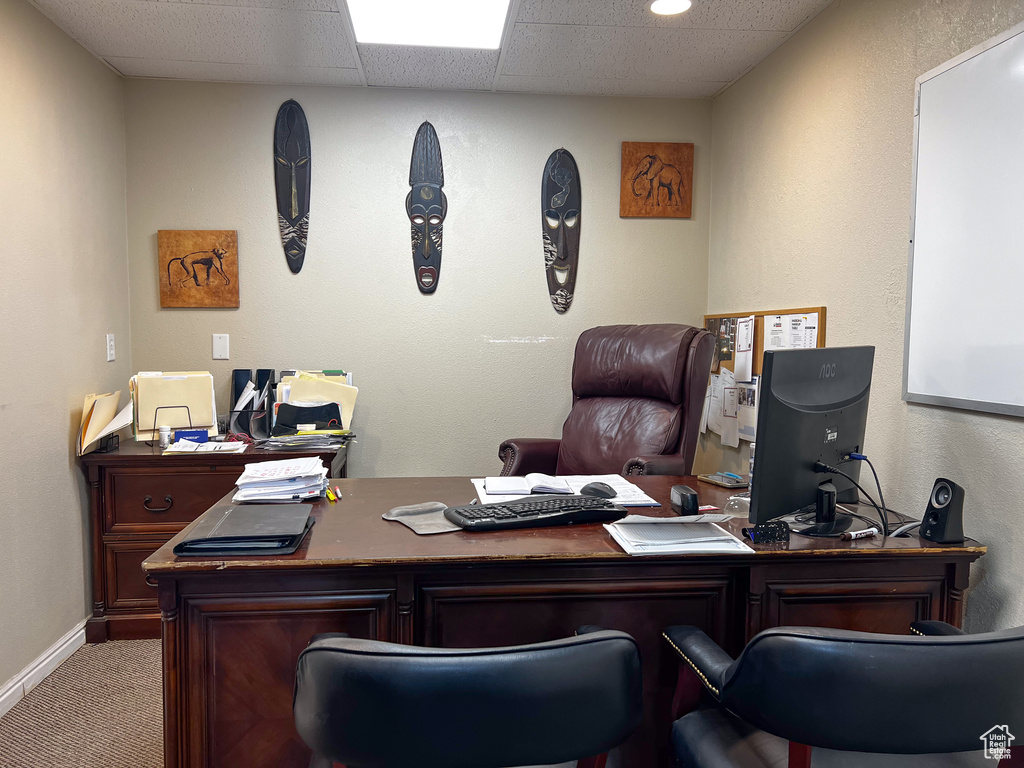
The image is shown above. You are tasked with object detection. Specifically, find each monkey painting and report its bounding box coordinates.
[158,230,239,308]
[167,248,231,287]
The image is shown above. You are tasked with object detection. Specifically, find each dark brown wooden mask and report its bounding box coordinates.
[542,149,581,313]
[274,100,311,274]
[407,122,446,294]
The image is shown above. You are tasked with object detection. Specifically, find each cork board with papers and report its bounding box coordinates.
[700,307,826,447]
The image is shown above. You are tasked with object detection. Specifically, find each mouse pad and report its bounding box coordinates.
[383,502,459,535]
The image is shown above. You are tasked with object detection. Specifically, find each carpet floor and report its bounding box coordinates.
[0,639,162,768]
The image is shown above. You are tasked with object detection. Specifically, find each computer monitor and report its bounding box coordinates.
[749,346,875,537]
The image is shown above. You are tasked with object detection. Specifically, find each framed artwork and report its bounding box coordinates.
[619,141,693,218]
[158,230,239,308]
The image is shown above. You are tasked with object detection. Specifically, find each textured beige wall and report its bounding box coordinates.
[708,0,1024,630]
[124,82,711,478]
[0,0,130,685]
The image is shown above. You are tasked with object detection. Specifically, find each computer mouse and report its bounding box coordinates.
[580,481,617,499]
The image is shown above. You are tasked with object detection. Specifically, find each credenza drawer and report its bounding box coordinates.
[105,540,163,610]
[106,468,240,533]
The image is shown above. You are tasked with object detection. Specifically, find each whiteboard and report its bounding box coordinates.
[904,20,1024,417]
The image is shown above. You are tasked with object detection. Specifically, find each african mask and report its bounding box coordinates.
[274,99,311,274]
[407,121,446,294]
[541,149,580,313]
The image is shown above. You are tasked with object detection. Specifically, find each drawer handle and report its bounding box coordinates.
[143,495,174,513]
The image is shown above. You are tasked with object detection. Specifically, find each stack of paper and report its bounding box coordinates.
[232,457,328,503]
[604,515,753,555]
[276,371,358,429]
[164,439,248,454]
[130,371,218,440]
[263,432,354,451]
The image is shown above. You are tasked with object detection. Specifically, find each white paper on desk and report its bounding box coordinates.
[470,474,660,507]
[738,376,759,442]
[734,315,755,382]
[707,374,723,435]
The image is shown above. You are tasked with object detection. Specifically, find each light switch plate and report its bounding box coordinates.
[106,334,115,362]
[212,334,230,360]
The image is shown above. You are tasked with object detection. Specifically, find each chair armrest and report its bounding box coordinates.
[623,454,689,476]
[663,626,735,699]
[308,632,350,646]
[575,625,607,635]
[910,620,965,636]
[498,438,561,476]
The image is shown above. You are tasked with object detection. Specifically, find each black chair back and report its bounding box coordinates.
[293,630,643,768]
[721,626,1024,754]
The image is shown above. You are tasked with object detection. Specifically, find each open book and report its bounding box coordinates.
[483,473,572,495]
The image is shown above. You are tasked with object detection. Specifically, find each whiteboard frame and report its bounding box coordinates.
[903,19,1024,418]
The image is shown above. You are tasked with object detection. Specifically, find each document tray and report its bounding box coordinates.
[173,503,314,557]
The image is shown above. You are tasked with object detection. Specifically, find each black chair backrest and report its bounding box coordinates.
[720,626,1024,754]
[293,630,643,768]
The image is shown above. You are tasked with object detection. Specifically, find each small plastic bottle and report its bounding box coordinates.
[158,425,171,449]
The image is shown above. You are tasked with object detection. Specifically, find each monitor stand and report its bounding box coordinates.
[787,481,874,538]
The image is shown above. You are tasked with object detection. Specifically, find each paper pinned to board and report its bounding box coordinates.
[719,368,739,448]
[734,315,755,382]
[738,376,759,442]
[699,380,711,434]
[707,373,723,435]
[763,312,819,351]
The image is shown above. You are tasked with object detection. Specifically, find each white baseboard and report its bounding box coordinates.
[0,619,87,720]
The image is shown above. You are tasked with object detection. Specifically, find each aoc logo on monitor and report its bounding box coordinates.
[819,362,838,379]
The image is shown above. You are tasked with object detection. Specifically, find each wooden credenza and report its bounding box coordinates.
[80,442,347,643]
[145,475,984,768]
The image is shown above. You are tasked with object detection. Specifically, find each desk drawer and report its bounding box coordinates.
[105,540,162,610]
[107,468,240,533]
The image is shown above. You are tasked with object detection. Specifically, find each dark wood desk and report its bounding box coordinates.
[144,476,984,768]
[81,442,347,642]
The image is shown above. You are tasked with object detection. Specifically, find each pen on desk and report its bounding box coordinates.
[720,472,744,480]
[469,498,479,506]
[840,527,878,540]
[325,486,337,503]
[334,485,342,500]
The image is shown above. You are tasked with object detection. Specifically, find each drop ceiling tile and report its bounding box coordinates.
[494,74,726,98]
[514,0,831,32]
[358,45,499,91]
[503,23,788,84]
[106,57,364,85]
[149,0,337,10]
[32,0,358,68]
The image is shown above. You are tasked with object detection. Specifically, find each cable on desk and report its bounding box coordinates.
[814,461,888,537]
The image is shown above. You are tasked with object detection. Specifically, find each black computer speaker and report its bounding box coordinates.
[919,478,965,544]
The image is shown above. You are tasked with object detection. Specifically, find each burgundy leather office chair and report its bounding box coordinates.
[498,323,714,476]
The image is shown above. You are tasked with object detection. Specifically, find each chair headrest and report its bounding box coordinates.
[572,324,700,404]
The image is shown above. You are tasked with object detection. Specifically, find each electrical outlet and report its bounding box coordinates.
[106,334,115,362]
[212,334,230,360]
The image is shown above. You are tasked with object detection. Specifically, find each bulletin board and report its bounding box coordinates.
[703,306,827,378]
[700,307,827,447]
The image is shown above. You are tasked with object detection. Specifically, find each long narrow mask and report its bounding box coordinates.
[542,148,581,313]
[407,122,446,293]
[274,99,311,274]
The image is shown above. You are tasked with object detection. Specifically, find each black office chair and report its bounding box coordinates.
[293,628,643,768]
[663,621,1024,768]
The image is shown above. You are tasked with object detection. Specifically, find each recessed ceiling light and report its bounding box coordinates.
[649,0,693,15]
[347,0,512,49]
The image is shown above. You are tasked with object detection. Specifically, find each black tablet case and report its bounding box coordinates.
[173,503,314,557]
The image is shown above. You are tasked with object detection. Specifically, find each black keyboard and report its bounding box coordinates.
[444,494,628,531]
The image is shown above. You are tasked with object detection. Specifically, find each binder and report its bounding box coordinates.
[231,369,253,411]
[172,503,314,557]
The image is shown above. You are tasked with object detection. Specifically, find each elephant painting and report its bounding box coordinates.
[630,154,684,207]
[619,141,693,218]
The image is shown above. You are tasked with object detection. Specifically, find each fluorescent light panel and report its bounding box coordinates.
[347,0,512,49]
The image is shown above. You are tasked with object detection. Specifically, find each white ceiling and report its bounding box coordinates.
[29,0,834,98]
